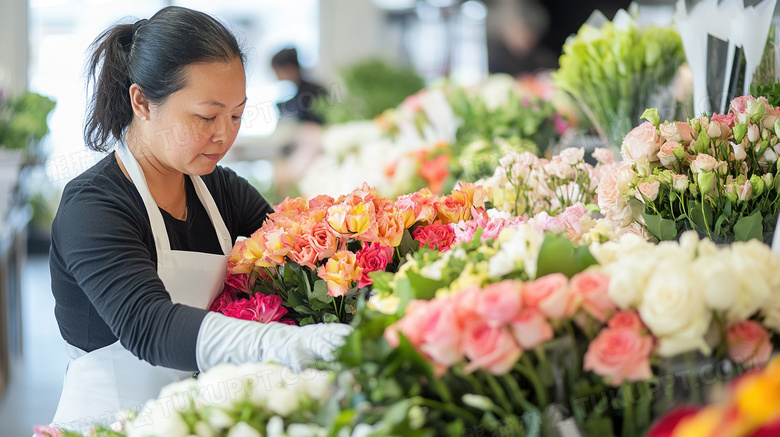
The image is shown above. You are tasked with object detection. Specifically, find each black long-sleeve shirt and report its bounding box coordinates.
[49,152,273,371]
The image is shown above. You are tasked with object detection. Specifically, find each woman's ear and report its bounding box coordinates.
[129,84,150,121]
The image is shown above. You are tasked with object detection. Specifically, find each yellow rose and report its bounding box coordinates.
[317,250,362,297]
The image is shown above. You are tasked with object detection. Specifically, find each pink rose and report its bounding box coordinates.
[712,112,735,129]
[224,272,255,295]
[592,147,615,164]
[308,222,339,261]
[730,95,756,123]
[510,307,554,349]
[385,299,430,349]
[462,321,523,375]
[288,235,319,269]
[569,271,615,322]
[420,299,465,368]
[689,154,718,173]
[528,211,565,235]
[317,250,362,297]
[738,181,753,202]
[209,286,239,313]
[676,121,695,142]
[476,280,523,326]
[583,327,654,386]
[636,180,661,203]
[523,273,573,319]
[453,285,482,326]
[621,122,662,163]
[597,164,634,226]
[308,194,335,209]
[726,320,772,365]
[412,223,456,252]
[355,242,394,288]
[607,311,645,332]
[556,203,588,241]
[658,141,680,168]
[450,220,480,244]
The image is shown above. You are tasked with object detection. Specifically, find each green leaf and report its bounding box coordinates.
[714,214,727,235]
[368,271,394,294]
[313,279,331,303]
[642,212,678,240]
[322,313,340,323]
[536,233,598,278]
[398,228,415,260]
[734,211,764,241]
[641,107,660,127]
[406,271,445,301]
[585,203,600,212]
[688,200,713,234]
[395,277,414,315]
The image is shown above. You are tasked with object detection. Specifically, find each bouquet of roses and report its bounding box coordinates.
[599,95,780,243]
[217,183,487,325]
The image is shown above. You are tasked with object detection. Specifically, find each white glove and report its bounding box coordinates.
[195,312,353,372]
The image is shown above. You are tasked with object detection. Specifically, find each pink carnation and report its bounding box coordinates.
[221,293,288,323]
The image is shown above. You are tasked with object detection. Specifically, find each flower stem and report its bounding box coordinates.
[483,372,515,415]
[516,357,549,408]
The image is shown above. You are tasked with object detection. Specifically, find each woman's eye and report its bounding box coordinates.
[232,115,243,121]
[199,115,216,122]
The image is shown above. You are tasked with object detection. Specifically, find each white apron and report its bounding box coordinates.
[51,144,233,431]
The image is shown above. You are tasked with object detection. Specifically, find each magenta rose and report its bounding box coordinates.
[462,321,523,375]
[412,223,455,252]
[355,242,394,288]
[224,272,256,295]
[221,293,288,323]
[209,286,239,313]
[583,327,654,386]
[726,320,772,366]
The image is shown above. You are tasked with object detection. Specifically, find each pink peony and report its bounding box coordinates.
[462,321,523,375]
[475,280,523,326]
[607,311,645,332]
[569,271,615,322]
[355,242,394,288]
[412,223,456,252]
[583,327,654,386]
[621,122,662,163]
[726,320,773,366]
[523,273,573,319]
[510,307,554,349]
[221,293,288,323]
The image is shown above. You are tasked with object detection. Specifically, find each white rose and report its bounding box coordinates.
[727,245,772,322]
[659,121,683,142]
[694,256,738,310]
[731,141,747,160]
[302,370,334,400]
[197,363,254,408]
[227,422,262,437]
[690,154,718,173]
[638,265,704,337]
[127,400,189,437]
[621,122,662,163]
[605,256,653,308]
[656,311,713,357]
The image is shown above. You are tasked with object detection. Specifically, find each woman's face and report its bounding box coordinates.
[146,58,246,176]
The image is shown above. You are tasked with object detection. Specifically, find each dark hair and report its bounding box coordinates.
[84,6,245,152]
[271,48,300,69]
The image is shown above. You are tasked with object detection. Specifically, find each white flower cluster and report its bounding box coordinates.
[123,362,334,437]
[590,232,780,357]
[487,224,545,279]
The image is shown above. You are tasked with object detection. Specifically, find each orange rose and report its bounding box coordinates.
[317,250,363,297]
[436,191,470,224]
[374,209,405,247]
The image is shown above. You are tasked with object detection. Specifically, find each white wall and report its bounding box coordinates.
[317,0,403,85]
[0,0,29,95]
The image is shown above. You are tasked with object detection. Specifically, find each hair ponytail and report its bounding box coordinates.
[84,24,135,152]
[83,7,244,152]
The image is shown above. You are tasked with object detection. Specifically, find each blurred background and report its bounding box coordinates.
[0,0,684,434]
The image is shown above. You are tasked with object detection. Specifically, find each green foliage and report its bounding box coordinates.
[0,91,56,150]
[318,59,425,124]
[751,80,780,107]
